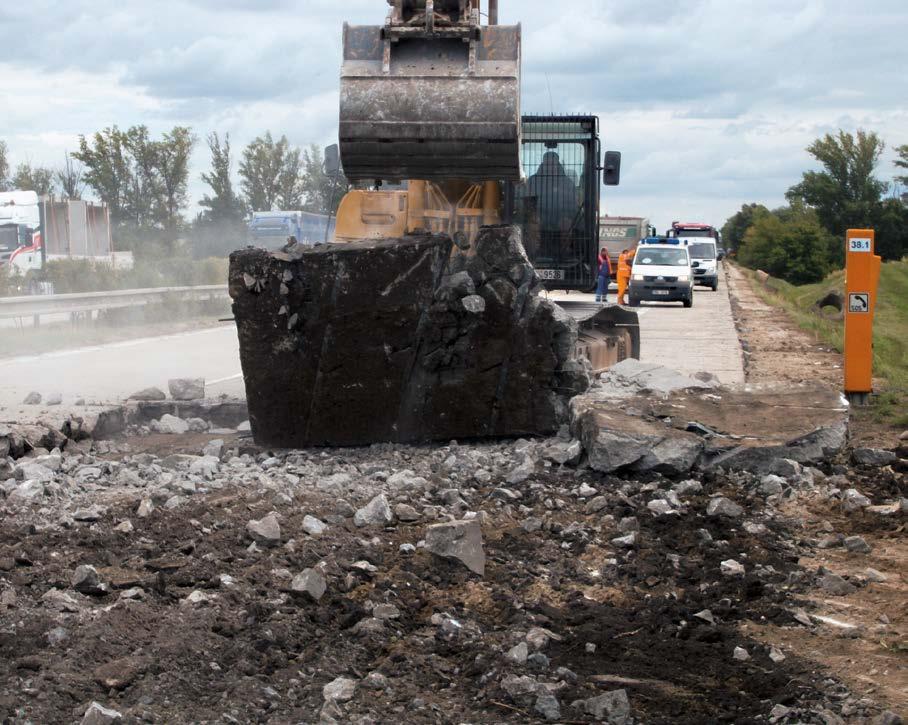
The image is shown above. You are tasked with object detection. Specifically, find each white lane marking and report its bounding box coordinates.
[208,373,243,386]
[0,325,235,366]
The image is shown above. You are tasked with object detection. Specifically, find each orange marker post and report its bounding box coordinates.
[843,229,881,405]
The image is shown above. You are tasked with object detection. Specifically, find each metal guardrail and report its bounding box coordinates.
[0,285,229,320]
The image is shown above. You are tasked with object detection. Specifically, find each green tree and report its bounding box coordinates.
[72,127,131,222]
[870,198,908,261]
[123,125,161,229]
[0,140,9,191]
[12,162,55,195]
[56,153,85,200]
[721,203,768,253]
[239,132,289,212]
[895,144,908,187]
[155,126,196,236]
[786,130,888,241]
[199,132,245,222]
[737,206,834,284]
[277,146,305,210]
[300,144,349,214]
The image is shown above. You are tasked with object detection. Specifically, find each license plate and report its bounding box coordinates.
[652,290,670,295]
[536,269,565,281]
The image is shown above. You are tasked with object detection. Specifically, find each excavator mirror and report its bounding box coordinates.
[324,144,341,176]
[603,151,621,186]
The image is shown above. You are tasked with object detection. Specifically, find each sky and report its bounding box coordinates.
[1,0,907,233]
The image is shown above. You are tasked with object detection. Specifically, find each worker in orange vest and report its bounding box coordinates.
[616,247,634,305]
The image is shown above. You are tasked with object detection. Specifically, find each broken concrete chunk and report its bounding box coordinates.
[506,457,536,484]
[501,674,539,705]
[707,496,743,518]
[647,499,677,517]
[152,414,190,435]
[543,439,583,466]
[461,294,486,314]
[354,494,393,527]
[46,392,63,406]
[843,535,871,553]
[323,676,356,703]
[81,702,122,725]
[71,565,106,595]
[733,646,750,661]
[506,641,529,664]
[202,439,225,459]
[425,519,485,575]
[247,512,281,547]
[291,569,327,601]
[577,689,631,724]
[611,532,637,548]
[760,474,786,496]
[720,559,745,577]
[128,387,166,402]
[168,378,205,401]
[842,488,871,511]
[394,503,421,522]
[852,447,896,467]
[302,515,328,536]
[22,392,42,405]
[534,691,561,721]
[818,571,856,596]
[864,568,888,583]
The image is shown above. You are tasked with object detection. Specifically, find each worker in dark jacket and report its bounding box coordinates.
[596,247,612,303]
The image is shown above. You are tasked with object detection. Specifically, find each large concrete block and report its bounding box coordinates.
[229,227,581,447]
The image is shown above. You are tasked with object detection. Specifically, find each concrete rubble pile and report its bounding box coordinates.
[1,416,905,723]
[229,227,585,447]
[571,359,850,477]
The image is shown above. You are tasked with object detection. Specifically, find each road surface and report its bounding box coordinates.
[0,326,244,408]
[0,268,744,407]
[547,266,745,385]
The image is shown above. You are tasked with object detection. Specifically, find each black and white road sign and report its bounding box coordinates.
[848,292,870,313]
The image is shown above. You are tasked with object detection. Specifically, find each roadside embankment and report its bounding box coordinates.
[725,261,907,446]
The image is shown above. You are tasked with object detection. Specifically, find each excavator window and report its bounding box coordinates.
[507,116,600,291]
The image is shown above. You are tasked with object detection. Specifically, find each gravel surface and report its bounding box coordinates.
[1,427,905,723]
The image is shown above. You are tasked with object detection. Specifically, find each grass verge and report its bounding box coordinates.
[740,259,908,428]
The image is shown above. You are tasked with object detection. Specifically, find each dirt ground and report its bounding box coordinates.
[724,263,901,449]
[1,429,905,723]
[725,263,907,719]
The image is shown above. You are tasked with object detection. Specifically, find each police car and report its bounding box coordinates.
[627,237,694,308]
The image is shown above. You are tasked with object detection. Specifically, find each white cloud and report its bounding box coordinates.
[0,0,905,231]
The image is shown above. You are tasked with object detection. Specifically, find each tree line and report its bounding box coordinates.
[722,133,908,284]
[0,130,347,255]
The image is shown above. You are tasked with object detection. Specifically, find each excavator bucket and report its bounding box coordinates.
[339,5,521,182]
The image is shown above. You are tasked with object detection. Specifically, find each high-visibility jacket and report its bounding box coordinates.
[617,250,633,277]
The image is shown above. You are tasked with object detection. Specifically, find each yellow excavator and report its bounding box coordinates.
[330,0,640,367]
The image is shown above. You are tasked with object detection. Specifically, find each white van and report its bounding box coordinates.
[628,242,694,308]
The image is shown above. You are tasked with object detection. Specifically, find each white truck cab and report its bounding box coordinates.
[0,191,42,275]
[628,239,694,308]
[668,222,720,290]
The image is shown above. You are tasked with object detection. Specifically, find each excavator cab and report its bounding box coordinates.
[504,115,605,292]
[339,0,521,182]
